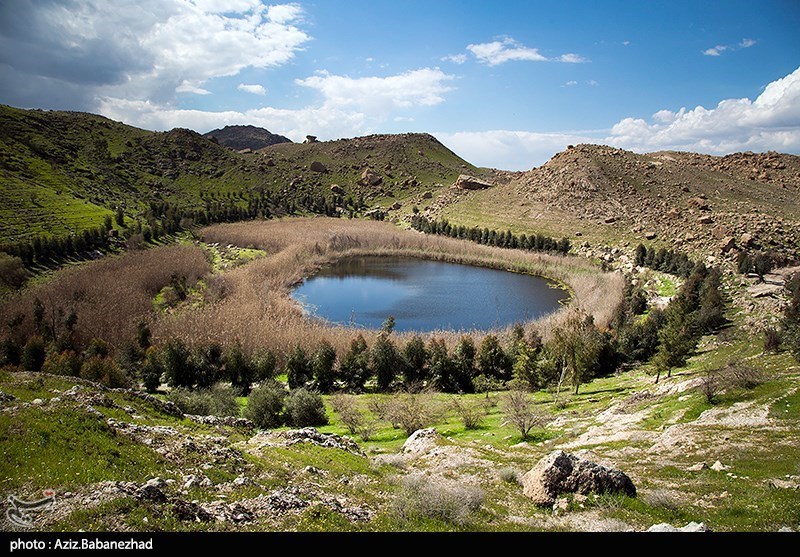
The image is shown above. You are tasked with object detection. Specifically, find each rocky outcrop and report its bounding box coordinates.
[454,174,492,190]
[521,450,636,506]
[309,161,328,173]
[647,522,710,532]
[401,428,441,455]
[360,168,383,186]
[185,415,255,429]
[246,428,365,457]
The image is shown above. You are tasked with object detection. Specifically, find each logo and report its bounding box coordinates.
[6,491,55,528]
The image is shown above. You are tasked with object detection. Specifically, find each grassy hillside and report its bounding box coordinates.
[0,105,479,246]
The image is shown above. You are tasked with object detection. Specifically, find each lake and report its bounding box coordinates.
[291,256,567,332]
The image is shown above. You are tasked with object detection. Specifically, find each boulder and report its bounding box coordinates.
[304,135,318,144]
[330,184,345,195]
[644,231,657,240]
[647,522,710,532]
[361,168,383,186]
[604,216,617,224]
[688,197,710,211]
[521,450,636,506]
[401,428,441,455]
[421,191,433,199]
[719,236,736,253]
[454,174,493,190]
[309,161,328,173]
[740,232,754,247]
[698,215,714,225]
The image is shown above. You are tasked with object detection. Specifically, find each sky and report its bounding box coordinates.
[1,0,799,170]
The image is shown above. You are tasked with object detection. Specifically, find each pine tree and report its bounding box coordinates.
[339,335,370,392]
[452,336,476,393]
[286,345,310,389]
[312,340,337,393]
[402,335,427,386]
[478,334,511,381]
[372,334,400,392]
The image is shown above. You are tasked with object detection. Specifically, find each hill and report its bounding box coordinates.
[0,105,479,246]
[203,124,291,151]
[431,144,800,262]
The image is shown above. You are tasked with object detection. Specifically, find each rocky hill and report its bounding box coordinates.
[203,125,291,151]
[434,144,800,263]
[0,105,477,245]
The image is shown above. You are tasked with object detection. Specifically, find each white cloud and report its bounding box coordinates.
[465,38,587,66]
[703,45,728,56]
[296,68,455,113]
[740,38,757,48]
[587,80,599,87]
[622,40,631,46]
[467,38,547,65]
[564,80,578,87]
[237,83,267,96]
[441,53,468,64]
[0,1,309,108]
[437,67,800,170]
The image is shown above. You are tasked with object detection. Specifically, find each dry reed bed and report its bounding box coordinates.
[153,218,625,357]
[0,245,210,347]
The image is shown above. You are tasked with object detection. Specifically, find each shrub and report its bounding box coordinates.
[450,397,486,430]
[41,351,81,377]
[763,327,782,353]
[384,390,440,436]
[330,393,375,440]
[80,357,130,388]
[502,390,547,440]
[478,334,511,381]
[21,336,46,371]
[394,474,484,525]
[84,338,111,359]
[285,388,328,427]
[168,383,238,416]
[498,467,521,485]
[0,337,21,367]
[724,363,763,390]
[245,381,287,428]
[339,335,370,392]
[402,335,427,385]
[699,368,722,404]
[0,253,28,289]
[162,338,194,389]
[225,342,254,395]
[140,347,163,392]
[252,349,277,381]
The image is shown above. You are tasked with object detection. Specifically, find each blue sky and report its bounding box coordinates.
[1,0,799,169]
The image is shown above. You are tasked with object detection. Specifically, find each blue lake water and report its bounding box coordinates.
[291,256,567,332]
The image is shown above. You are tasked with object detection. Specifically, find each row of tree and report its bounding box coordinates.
[633,244,696,278]
[410,216,571,255]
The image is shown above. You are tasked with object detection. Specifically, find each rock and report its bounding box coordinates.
[186,415,255,428]
[330,184,345,195]
[698,215,714,225]
[687,462,709,472]
[31,398,44,405]
[710,460,729,471]
[0,390,17,403]
[173,499,214,522]
[183,474,212,490]
[778,527,795,532]
[248,428,365,457]
[137,483,167,503]
[719,236,736,253]
[666,208,680,218]
[309,161,328,173]
[454,174,493,190]
[521,450,636,506]
[604,216,617,224]
[402,428,441,455]
[740,232,754,247]
[647,522,710,532]
[644,231,657,240]
[575,231,582,237]
[361,168,382,186]
[304,135,318,143]
[421,191,433,199]
[390,202,402,210]
[688,197,710,210]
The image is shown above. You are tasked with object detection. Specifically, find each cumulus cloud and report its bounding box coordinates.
[0,0,309,109]
[238,83,267,96]
[556,53,588,63]
[703,45,728,56]
[467,38,547,65]
[438,67,800,170]
[740,38,757,48]
[296,68,455,114]
[441,53,468,64]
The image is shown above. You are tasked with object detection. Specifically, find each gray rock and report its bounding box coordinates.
[521,450,636,506]
[647,521,710,532]
[454,174,493,190]
[401,428,441,455]
[309,161,328,173]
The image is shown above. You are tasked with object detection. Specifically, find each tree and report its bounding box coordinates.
[372,334,400,392]
[0,253,27,289]
[381,315,396,334]
[782,276,800,362]
[136,320,151,350]
[634,244,647,267]
[245,381,286,428]
[115,207,125,227]
[286,345,311,389]
[548,311,604,401]
[253,349,277,382]
[285,388,328,427]
[697,268,726,332]
[511,340,542,391]
[402,335,428,386]
[312,340,337,393]
[452,336,476,393]
[478,335,511,381]
[225,342,254,395]
[502,390,547,440]
[140,347,163,392]
[162,338,195,389]
[427,338,454,392]
[340,335,370,392]
[652,297,699,383]
[21,336,46,371]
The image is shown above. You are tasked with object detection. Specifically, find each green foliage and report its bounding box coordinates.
[548,311,604,396]
[312,340,337,393]
[477,334,511,382]
[0,337,21,366]
[80,357,130,388]
[782,279,800,362]
[167,383,239,416]
[21,336,45,371]
[452,336,476,393]
[286,345,311,390]
[427,338,454,391]
[0,252,27,289]
[162,338,194,389]
[402,335,427,386]
[285,388,329,427]
[252,349,277,382]
[511,340,543,391]
[140,347,163,392]
[225,342,254,395]
[372,334,400,392]
[339,335,370,392]
[245,381,287,428]
[381,315,396,334]
[136,320,151,350]
[42,350,81,377]
[393,474,484,525]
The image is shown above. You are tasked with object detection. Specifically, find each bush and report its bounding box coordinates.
[80,356,130,388]
[41,351,81,377]
[724,363,763,390]
[384,390,440,435]
[498,467,521,485]
[285,388,328,427]
[168,383,239,416]
[245,381,287,428]
[21,336,46,371]
[502,390,547,440]
[140,347,163,392]
[450,397,487,430]
[312,341,337,393]
[763,327,782,353]
[286,345,311,389]
[699,368,722,404]
[0,253,28,289]
[330,393,376,440]
[0,337,21,367]
[394,474,484,525]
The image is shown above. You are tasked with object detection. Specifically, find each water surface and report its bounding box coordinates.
[291,256,567,332]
